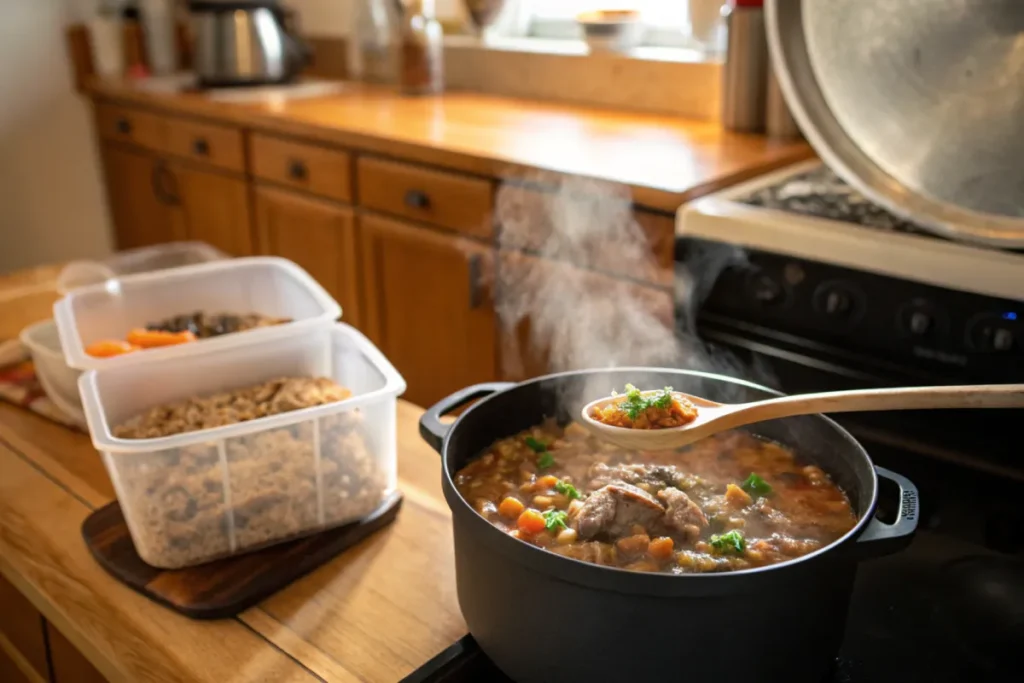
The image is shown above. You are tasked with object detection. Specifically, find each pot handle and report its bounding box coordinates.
[855,466,919,558]
[419,383,515,454]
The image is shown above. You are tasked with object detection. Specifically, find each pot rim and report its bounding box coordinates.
[438,367,880,594]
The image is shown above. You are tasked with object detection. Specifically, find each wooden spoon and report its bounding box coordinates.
[581,384,1024,451]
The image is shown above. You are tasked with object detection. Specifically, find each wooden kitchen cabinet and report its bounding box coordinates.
[167,161,254,256]
[100,144,182,250]
[360,213,497,407]
[0,575,48,683]
[46,623,107,683]
[255,185,362,327]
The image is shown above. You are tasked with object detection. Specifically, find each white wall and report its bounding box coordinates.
[283,0,465,36]
[0,0,113,275]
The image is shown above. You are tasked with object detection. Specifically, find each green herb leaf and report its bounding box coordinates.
[537,451,556,469]
[542,509,568,532]
[709,530,746,555]
[555,480,581,500]
[741,472,773,496]
[524,436,547,453]
[651,387,674,409]
[617,384,675,420]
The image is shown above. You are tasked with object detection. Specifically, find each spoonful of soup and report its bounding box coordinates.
[581,382,1024,450]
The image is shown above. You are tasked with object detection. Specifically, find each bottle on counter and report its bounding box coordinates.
[89,0,125,78]
[766,61,801,140]
[399,0,444,95]
[141,0,178,75]
[351,0,398,83]
[720,0,767,132]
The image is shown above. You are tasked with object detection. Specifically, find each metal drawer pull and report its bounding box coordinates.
[116,118,132,135]
[404,189,430,209]
[192,138,210,156]
[288,159,308,181]
[468,253,483,309]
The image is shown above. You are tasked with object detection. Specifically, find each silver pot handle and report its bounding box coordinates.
[855,466,919,557]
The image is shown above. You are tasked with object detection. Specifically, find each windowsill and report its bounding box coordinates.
[444,34,722,65]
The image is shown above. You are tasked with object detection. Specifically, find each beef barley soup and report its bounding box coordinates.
[454,420,857,573]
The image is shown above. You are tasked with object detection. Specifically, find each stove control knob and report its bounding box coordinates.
[967,314,1019,353]
[993,327,1015,352]
[814,282,862,323]
[824,290,851,316]
[908,311,932,335]
[746,270,786,306]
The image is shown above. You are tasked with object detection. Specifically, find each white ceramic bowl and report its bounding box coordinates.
[577,10,645,54]
[20,319,86,426]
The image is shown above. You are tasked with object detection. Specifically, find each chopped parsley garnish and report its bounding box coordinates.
[542,509,568,532]
[524,436,548,453]
[741,472,773,497]
[555,480,581,500]
[709,530,746,555]
[617,383,675,420]
[537,451,556,469]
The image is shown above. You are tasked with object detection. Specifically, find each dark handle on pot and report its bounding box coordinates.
[419,383,514,454]
[404,189,430,209]
[855,466,919,558]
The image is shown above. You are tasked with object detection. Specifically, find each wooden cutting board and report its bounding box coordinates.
[82,492,402,619]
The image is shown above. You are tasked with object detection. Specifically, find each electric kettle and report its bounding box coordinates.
[190,0,311,87]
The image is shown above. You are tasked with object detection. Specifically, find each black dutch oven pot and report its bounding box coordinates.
[419,369,919,683]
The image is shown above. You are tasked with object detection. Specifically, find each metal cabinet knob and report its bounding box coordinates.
[116,118,132,135]
[404,189,430,209]
[288,160,308,181]
[192,138,210,156]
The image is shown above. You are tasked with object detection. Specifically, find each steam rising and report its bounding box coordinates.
[494,174,770,409]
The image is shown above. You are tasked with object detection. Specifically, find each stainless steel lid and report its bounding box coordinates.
[766,0,1024,247]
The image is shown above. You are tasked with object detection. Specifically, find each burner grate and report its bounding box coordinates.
[739,166,933,236]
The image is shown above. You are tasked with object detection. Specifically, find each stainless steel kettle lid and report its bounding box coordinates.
[766,0,1024,247]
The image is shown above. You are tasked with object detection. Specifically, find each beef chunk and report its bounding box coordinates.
[588,463,684,490]
[658,487,709,542]
[575,483,666,540]
[551,541,617,566]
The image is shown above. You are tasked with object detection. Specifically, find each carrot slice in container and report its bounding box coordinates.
[125,328,197,348]
[85,340,140,358]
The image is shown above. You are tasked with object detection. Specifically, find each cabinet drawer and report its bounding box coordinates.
[166,118,245,173]
[95,102,166,152]
[0,574,49,681]
[358,157,493,238]
[251,134,352,202]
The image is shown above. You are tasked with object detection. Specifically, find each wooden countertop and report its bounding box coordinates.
[89,79,812,213]
[0,397,464,683]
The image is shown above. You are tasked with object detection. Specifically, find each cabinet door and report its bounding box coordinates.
[0,575,48,682]
[99,144,180,249]
[361,213,497,407]
[168,162,253,256]
[498,251,674,381]
[255,185,361,327]
[46,623,107,683]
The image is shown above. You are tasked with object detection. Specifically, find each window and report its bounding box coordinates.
[522,1,697,48]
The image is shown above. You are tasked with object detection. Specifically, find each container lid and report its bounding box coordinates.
[766,0,1024,247]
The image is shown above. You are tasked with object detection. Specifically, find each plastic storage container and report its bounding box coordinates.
[55,257,341,371]
[19,320,87,426]
[56,242,227,296]
[79,323,406,568]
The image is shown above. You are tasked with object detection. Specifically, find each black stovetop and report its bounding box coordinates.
[740,166,935,237]
[402,446,1024,683]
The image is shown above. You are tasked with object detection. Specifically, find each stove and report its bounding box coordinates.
[402,162,1024,683]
